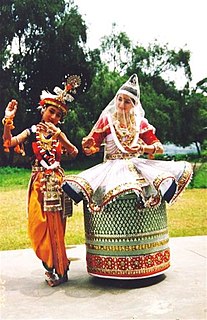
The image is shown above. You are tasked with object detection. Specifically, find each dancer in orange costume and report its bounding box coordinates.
[2,75,82,286]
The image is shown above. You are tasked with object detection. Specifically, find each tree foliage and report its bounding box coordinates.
[0,3,206,166]
[0,0,92,130]
[100,23,132,74]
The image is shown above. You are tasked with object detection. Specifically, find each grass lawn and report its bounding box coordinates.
[167,189,207,237]
[0,187,206,251]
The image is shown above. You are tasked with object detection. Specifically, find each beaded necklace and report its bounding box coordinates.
[112,112,136,137]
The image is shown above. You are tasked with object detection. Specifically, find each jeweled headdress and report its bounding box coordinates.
[39,74,86,116]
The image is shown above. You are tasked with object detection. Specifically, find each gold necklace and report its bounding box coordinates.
[37,132,54,151]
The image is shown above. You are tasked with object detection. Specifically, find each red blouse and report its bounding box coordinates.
[89,116,160,148]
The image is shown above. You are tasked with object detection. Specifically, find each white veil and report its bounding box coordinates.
[93,74,145,153]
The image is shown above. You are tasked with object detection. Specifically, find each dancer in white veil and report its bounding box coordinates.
[63,74,193,211]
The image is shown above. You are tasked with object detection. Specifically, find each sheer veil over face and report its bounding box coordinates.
[93,74,146,153]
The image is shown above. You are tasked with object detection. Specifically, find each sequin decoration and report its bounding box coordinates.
[83,194,170,279]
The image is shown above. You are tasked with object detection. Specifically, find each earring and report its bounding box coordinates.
[41,106,46,114]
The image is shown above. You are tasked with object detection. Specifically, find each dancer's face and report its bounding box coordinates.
[42,106,63,125]
[116,94,134,114]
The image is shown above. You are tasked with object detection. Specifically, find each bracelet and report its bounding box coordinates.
[139,145,144,154]
[15,137,20,145]
[152,145,156,154]
[2,117,15,129]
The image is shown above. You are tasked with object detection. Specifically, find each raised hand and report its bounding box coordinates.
[36,122,60,136]
[5,100,18,119]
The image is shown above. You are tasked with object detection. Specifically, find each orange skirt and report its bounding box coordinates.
[28,171,68,276]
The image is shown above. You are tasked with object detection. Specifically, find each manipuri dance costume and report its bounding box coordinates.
[2,75,82,286]
[63,74,193,279]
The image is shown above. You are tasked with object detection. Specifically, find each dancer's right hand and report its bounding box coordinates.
[82,136,95,149]
[82,136,99,155]
[5,100,18,119]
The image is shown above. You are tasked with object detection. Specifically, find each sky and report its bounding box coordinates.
[74,0,206,88]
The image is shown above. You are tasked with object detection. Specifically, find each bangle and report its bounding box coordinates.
[53,128,61,138]
[2,117,15,129]
[139,145,144,154]
[152,145,156,154]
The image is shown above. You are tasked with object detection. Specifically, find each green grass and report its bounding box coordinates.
[167,189,207,237]
[0,166,31,190]
[0,165,206,250]
[0,167,81,190]
[0,188,84,250]
[189,162,207,188]
[1,188,206,251]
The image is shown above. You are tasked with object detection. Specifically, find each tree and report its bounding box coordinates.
[1,13,206,166]
[0,0,94,165]
[86,30,206,151]
[0,0,92,126]
[196,77,207,94]
[100,23,132,74]
[129,41,192,86]
[178,89,207,153]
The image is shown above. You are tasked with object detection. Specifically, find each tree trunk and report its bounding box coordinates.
[195,141,201,156]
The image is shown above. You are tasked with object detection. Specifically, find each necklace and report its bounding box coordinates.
[37,132,54,151]
[115,127,135,146]
[112,112,136,137]
[36,131,59,165]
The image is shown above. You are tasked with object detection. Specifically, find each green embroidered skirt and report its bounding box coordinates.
[83,194,170,279]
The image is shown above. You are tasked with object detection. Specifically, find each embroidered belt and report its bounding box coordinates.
[32,165,62,172]
[32,166,44,172]
[105,153,140,160]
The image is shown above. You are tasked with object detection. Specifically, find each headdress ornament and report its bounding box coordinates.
[39,74,86,116]
[116,74,140,104]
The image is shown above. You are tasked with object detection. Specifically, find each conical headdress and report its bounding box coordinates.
[116,74,140,105]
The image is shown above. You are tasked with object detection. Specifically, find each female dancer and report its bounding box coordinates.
[63,74,193,211]
[2,75,80,286]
